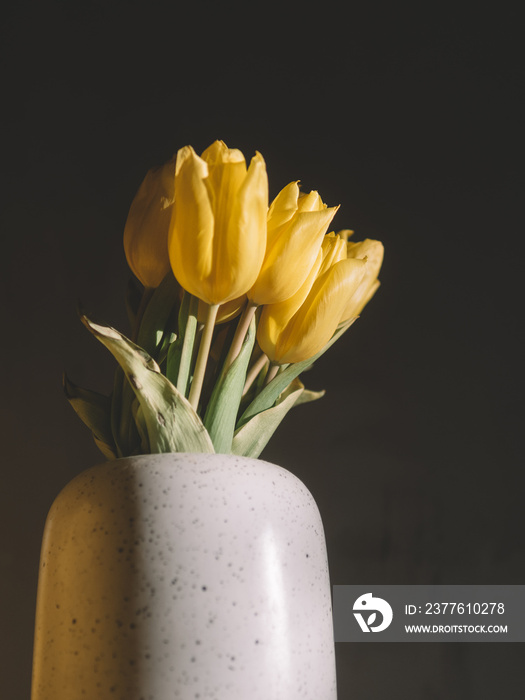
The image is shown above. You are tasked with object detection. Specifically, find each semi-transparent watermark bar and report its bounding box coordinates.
[333,586,525,642]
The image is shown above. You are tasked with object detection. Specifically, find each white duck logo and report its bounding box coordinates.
[353,592,393,632]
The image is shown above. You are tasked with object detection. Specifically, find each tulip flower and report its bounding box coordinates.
[341,238,384,321]
[257,247,324,362]
[257,240,367,365]
[123,157,176,288]
[222,185,338,373]
[168,140,268,409]
[248,182,337,305]
[168,140,268,306]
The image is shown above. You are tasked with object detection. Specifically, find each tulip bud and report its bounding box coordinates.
[168,140,268,306]
[248,182,337,305]
[256,247,323,360]
[341,238,384,321]
[123,158,175,288]
[257,243,367,365]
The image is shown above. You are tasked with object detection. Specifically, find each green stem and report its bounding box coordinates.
[222,302,258,372]
[243,351,269,397]
[176,294,199,397]
[188,303,219,411]
[264,361,279,386]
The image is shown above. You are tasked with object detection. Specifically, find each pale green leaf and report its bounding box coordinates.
[294,386,325,406]
[137,271,180,357]
[204,316,256,453]
[109,366,141,458]
[232,384,303,458]
[166,291,198,396]
[110,366,126,458]
[132,399,150,453]
[63,373,117,458]
[231,382,304,458]
[93,436,118,460]
[81,314,214,454]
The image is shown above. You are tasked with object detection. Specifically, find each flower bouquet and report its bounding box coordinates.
[66,139,384,459]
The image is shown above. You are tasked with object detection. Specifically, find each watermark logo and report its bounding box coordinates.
[334,585,521,642]
[353,592,393,632]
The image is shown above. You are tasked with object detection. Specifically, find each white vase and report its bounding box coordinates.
[31,453,337,699]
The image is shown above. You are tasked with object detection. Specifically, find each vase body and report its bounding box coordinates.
[31,453,337,699]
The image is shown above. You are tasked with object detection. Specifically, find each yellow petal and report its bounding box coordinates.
[256,248,323,361]
[201,140,245,166]
[202,141,247,259]
[318,231,347,275]
[211,151,268,304]
[168,146,215,302]
[273,257,367,364]
[296,190,325,213]
[346,238,384,271]
[338,229,354,242]
[249,205,337,305]
[341,239,384,320]
[123,157,175,288]
[267,181,300,231]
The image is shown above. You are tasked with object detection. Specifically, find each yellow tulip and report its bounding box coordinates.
[341,238,384,321]
[168,140,268,305]
[257,246,367,365]
[256,232,346,363]
[123,157,175,288]
[248,182,338,305]
[257,247,324,360]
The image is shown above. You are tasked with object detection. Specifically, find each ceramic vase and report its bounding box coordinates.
[31,452,337,699]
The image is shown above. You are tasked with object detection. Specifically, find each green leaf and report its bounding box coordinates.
[132,398,150,453]
[203,315,256,453]
[109,366,142,458]
[63,373,117,458]
[156,331,177,367]
[137,271,180,357]
[238,318,356,428]
[293,385,325,406]
[166,292,198,396]
[110,366,126,458]
[231,380,304,458]
[81,314,214,455]
[93,436,118,461]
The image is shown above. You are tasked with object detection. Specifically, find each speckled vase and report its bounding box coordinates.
[31,453,337,699]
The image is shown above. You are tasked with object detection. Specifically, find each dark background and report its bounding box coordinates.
[1,2,523,698]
